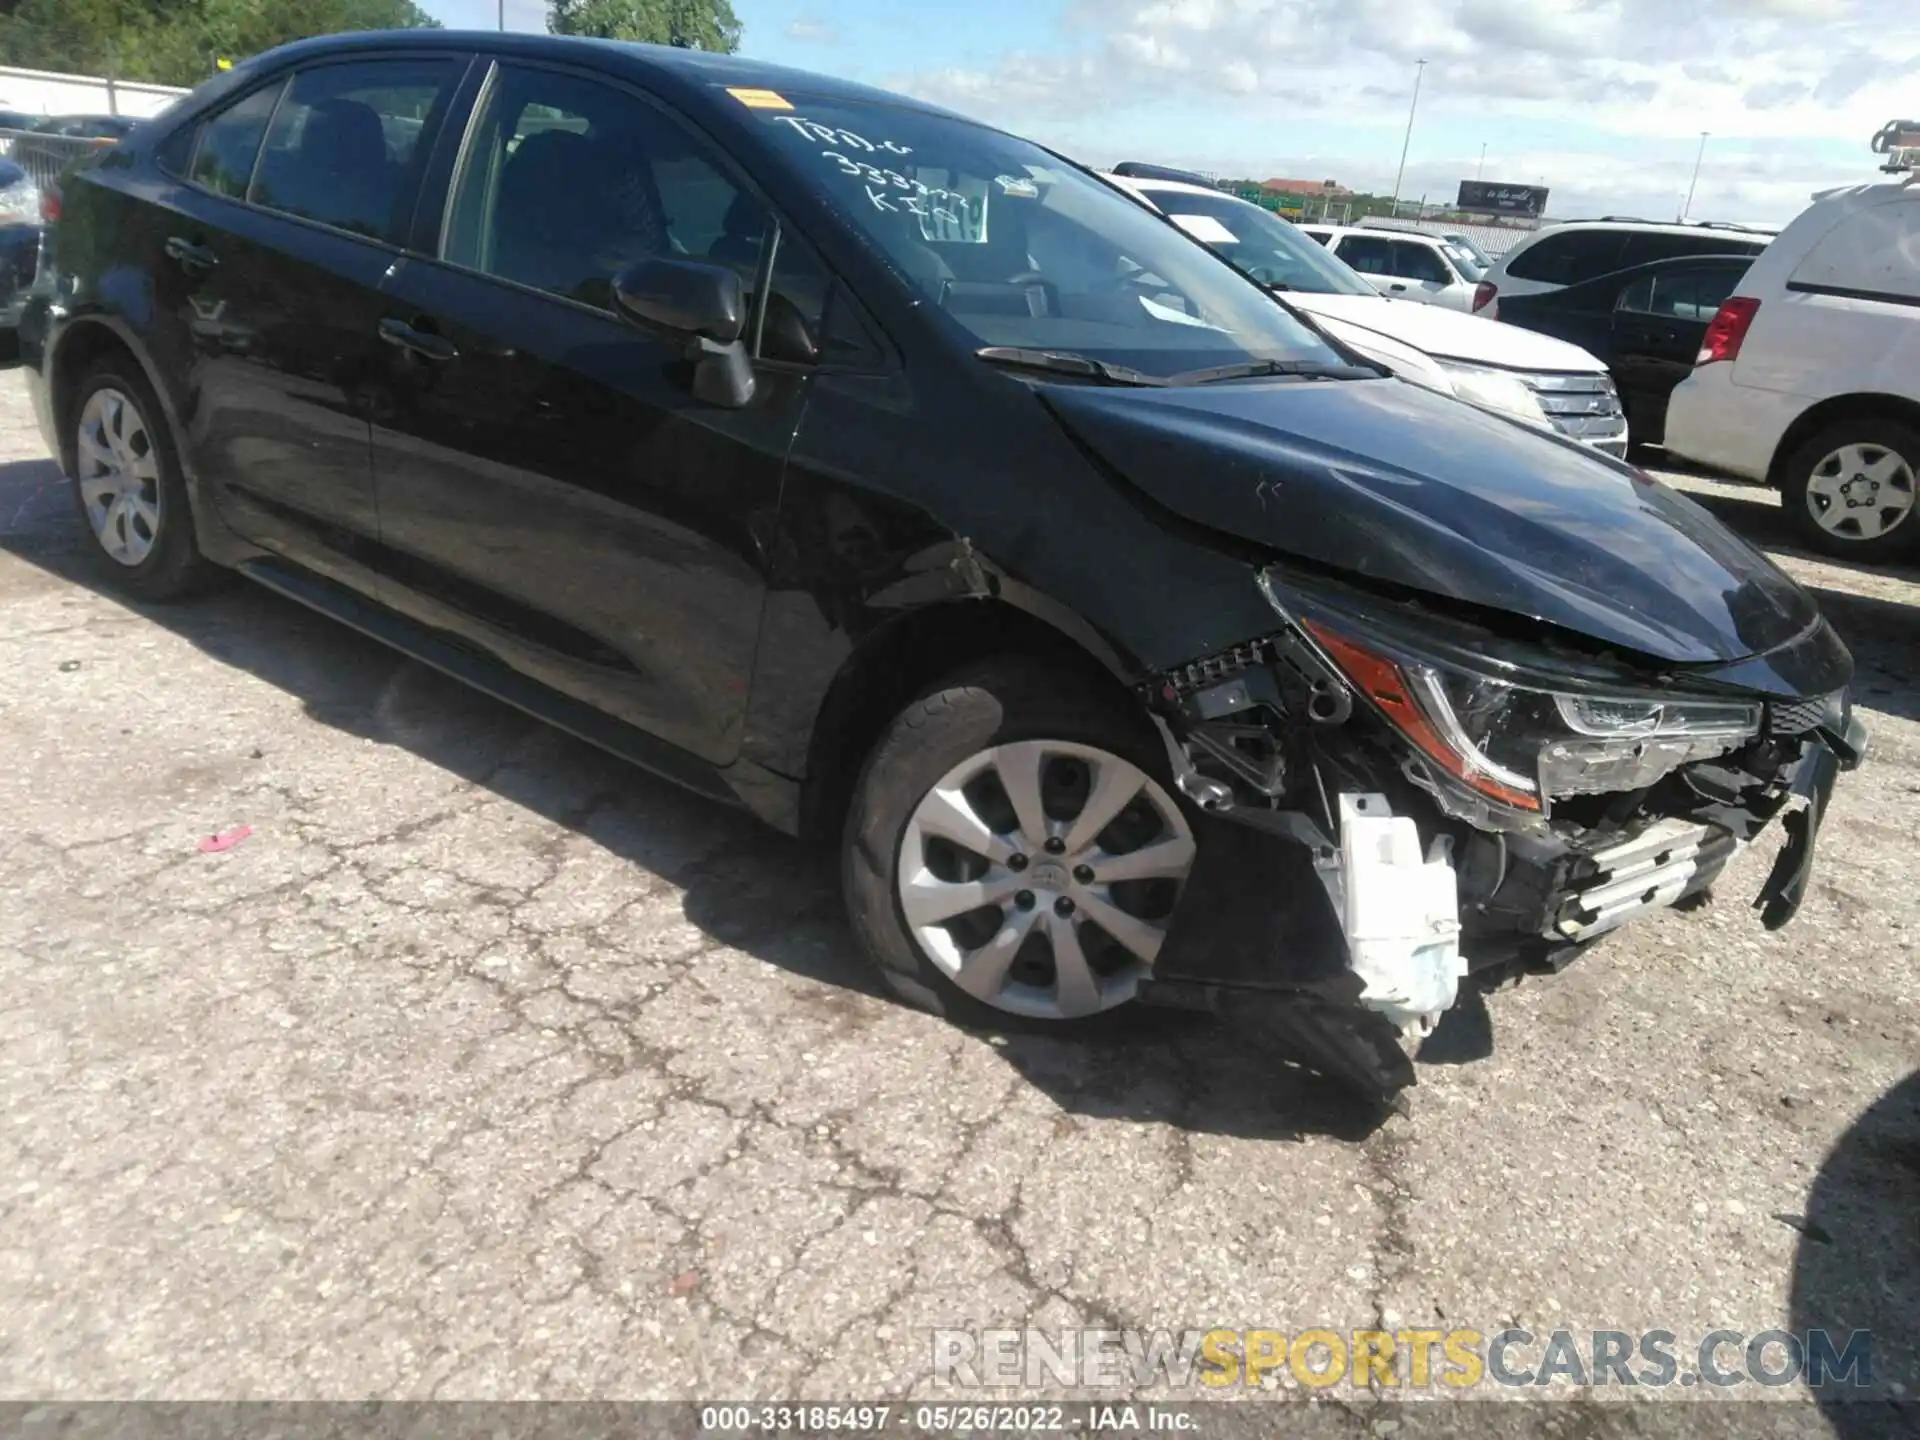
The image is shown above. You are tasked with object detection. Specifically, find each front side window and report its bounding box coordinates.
[1155,190,1372,295]
[251,59,458,242]
[1389,240,1453,284]
[442,64,768,314]
[187,81,284,199]
[751,99,1344,378]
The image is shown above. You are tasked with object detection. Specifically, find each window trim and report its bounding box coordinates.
[161,49,475,255]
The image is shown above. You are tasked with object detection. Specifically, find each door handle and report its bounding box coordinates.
[164,236,218,271]
[378,316,458,362]
[1387,282,1408,292]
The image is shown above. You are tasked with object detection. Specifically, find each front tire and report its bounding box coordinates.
[1780,419,1920,563]
[68,360,216,600]
[843,657,1198,1029]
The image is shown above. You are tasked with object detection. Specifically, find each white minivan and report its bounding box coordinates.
[1665,126,1920,563]
[1110,175,1628,456]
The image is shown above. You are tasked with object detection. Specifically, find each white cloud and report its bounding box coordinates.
[886,0,1918,221]
[784,15,840,44]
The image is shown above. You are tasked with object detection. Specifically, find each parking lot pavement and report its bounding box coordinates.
[0,363,1915,1412]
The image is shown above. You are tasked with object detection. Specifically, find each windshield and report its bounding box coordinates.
[1147,189,1374,296]
[1442,238,1489,279]
[751,97,1345,378]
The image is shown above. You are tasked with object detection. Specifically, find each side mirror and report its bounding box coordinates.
[613,256,746,341]
[612,257,756,409]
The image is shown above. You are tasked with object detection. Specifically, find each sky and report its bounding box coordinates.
[413,0,1918,224]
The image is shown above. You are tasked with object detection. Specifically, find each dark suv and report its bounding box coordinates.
[20,32,1863,1105]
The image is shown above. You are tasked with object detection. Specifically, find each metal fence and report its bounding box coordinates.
[0,128,113,195]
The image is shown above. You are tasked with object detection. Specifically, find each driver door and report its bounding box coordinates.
[366,60,811,766]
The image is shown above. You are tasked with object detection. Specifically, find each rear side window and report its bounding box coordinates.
[1504,230,1628,285]
[1789,198,1920,302]
[442,63,768,314]
[1334,234,1394,274]
[186,82,284,199]
[250,59,459,242]
[1616,265,1747,321]
[1617,231,1765,269]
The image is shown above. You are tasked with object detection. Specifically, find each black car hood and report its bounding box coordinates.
[1044,377,1818,665]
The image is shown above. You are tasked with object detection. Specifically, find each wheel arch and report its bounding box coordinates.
[1767,392,1920,487]
[795,592,1147,845]
[44,314,182,479]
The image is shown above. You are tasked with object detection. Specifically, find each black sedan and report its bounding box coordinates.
[17,32,1861,1105]
[1491,254,1753,446]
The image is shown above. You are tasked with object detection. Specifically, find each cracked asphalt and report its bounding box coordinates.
[1,361,1916,1413]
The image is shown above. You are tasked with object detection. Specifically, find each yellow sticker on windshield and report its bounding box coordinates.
[728,87,793,110]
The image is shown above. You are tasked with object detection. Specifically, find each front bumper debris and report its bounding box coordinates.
[1552,818,1738,942]
[1138,671,1867,1109]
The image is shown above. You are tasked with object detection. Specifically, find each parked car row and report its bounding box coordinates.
[15,32,1864,1106]
[1106,172,1629,455]
[0,112,142,139]
[0,115,137,339]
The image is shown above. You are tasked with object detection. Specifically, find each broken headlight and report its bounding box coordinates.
[1260,576,1759,815]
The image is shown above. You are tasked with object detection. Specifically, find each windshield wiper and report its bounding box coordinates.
[975,347,1168,387]
[1163,357,1381,386]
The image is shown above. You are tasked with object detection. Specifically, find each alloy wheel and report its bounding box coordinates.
[76,388,163,567]
[1804,442,1916,542]
[896,740,1196,1020]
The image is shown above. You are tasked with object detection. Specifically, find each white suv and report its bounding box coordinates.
[1476,219,1772,319]
[1664,154,1920,563]
[1297,223,1483,311]
[1112,176,1628,456]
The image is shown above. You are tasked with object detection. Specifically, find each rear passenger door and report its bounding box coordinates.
[149,53,469,595]
[1611,261,1749,439]
[366,60,833,766]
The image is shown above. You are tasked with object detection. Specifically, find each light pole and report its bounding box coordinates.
[498,0,506,28]
[1682,130,1708,220]
[1476,142,1486,181]
[1390,58,1427,212]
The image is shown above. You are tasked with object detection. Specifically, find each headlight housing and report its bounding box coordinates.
[1261,572,1761,817]
[1436,361,1553,432]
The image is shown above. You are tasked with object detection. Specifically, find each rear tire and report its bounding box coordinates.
[843,656,1198,1031]
[1780,419,1920,564]
[67,359,217,600]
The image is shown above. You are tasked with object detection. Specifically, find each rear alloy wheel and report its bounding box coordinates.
[76,387,163,566]
[67,361,216,600]
[1782,421,1920,563]
[845,659,1198,1027]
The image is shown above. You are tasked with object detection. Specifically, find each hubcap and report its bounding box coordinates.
[897,740,1197,1020]
[1804,442,1916,541]
[76,388,162,567]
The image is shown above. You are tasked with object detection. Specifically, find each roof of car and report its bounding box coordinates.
[1105,173,1241,201]
[1528,217,1774,239]
[240,29,974,123]
[1300,223,1446,245]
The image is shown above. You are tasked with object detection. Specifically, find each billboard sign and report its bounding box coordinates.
[1457,180,1549,216]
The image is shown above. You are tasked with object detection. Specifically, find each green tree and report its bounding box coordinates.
[547,0,740,50]
[0,0,438,87]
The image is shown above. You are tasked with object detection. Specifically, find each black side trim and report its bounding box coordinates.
[237,557,737,805]
[1785,279,1920,309]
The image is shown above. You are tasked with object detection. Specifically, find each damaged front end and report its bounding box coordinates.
[1135,566,1868,1110]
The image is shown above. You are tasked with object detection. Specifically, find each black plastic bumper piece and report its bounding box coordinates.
[1140,977,1416,1113]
